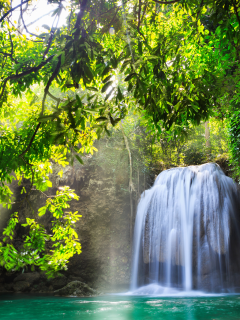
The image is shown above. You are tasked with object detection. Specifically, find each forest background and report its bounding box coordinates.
[0,0,240,278]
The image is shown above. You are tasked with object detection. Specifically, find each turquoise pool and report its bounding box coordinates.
[1,293,240,319]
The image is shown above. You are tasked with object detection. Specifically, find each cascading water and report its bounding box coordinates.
[131,163,240,294]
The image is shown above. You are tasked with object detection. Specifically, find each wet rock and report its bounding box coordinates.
[13,272,40,284]
[54,280,98,297]
[50,275,68,290]
[13,281,30,292]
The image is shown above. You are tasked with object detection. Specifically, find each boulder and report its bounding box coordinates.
[13,281,30,292]
[54,280,98,297]
[13,272,40,284]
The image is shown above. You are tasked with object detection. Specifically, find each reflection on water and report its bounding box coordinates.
[1,294,240,320]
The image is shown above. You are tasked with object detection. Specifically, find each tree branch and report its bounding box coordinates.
[24,9,55,28]
[141,1,149,23]
[7,18,43,42]
[194,0,204,21]
[47,91,65,109]
[0,0,30,23]
[19,122,41,158]
[47,91,63,102]
[0,51,17,63]
[0,55,55,102]
[73,0,88,38]
[151,0,181,4]
[20,0,41,38]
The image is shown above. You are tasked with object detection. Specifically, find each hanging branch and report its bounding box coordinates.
[41,56,62,115]
[120,122,135,248]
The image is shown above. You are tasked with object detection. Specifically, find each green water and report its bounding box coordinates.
[1,294,240,320]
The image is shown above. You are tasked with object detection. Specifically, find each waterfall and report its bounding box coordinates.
[131,163,240,293]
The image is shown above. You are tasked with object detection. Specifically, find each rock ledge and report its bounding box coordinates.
[54,280,98,297]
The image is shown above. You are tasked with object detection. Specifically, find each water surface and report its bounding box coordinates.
[1,293,240,319]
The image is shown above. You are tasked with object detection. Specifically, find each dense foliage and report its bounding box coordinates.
[0,0,240,274]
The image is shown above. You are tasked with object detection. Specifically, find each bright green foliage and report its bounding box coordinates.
[0,90,98,207]
[228,108,240,181]
[0,187,82,278]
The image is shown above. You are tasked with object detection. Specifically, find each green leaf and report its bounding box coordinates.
[84,108,96,113]
[42,24,50,30]
[103,75,112,83]
[76,94,83,108]
[38,207,47,217]
[125,73,137,81]
[38,115,55,122]
[117,87,123,101]
[84,65,93,81]
[96,117,108,122]
[102,65,111,76]
[105,127,111,136]
[86,86,98,92]
[138,41,142,55]
[61,52,65,65]
[101,81,113,93]
[75,155,84,164]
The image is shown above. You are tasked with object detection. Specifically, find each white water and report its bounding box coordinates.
[131,163,240,294]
